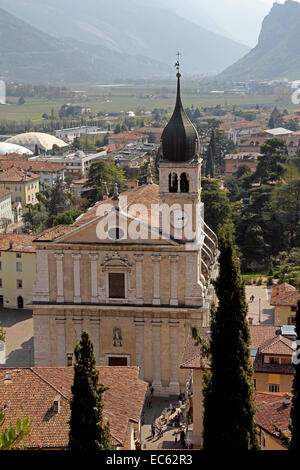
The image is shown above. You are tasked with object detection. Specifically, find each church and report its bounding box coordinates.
[32,71,218,396]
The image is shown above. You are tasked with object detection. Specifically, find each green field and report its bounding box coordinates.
[0,81,297,123]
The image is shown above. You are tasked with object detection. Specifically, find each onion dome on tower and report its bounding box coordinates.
[160,64,200,163]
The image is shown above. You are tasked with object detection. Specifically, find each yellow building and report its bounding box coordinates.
[0,167,39,207]
[0,234,36,309]
[180,325,295,448]
[271,283,300,326]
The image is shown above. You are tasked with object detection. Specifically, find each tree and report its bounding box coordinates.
[82,159,125,205]
[289,300,300,452]
[270,163,300,249]
[254,138,288,185]
[205,145,215,178]
[201,178,232,236]
[0,413,30,450]
[268,107,283,129]
[202,227,259,451]
[53,209,83,226]
[68,332,112,451]
[46,179,68,217]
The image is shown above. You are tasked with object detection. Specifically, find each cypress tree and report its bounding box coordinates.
[205,146,215,178]
[203,226,259,451]
[68,331,112,451]
[289,300,300,452]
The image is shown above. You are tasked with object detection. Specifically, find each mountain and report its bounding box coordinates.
[0,0,250,76]
[199,0,270,47]
[0,7,171,84]
[220,0,300,81]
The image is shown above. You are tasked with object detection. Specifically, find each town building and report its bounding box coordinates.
[55,126,101,143]
[0,161,65,192]
[0,189,14,232]
[32,73,218,396]
[180,325,295,447]
[29,150,107,179]
[0,234,36,309]
[0,167,39,206]
[271,283,300,326]
[225,152,262,175]
[0,366,147,450]
[108,132,147,146]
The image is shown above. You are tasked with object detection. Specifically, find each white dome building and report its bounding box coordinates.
[5,132,68,154]
[0,142,33,156]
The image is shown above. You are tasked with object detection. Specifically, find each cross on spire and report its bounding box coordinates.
[175,51,182,77]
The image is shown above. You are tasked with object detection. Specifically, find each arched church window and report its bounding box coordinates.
[169,173,178,193]
[180,173,189,193]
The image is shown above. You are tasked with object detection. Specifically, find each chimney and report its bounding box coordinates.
[146,164,153,184]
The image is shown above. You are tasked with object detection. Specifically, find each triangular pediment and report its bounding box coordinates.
[55,209,179,246]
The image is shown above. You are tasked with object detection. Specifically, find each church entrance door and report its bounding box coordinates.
[108,356,128,366]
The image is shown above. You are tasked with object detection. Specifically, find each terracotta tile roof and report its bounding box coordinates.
[270,283,300,307]
[72,178,88,185]
[181,326,295,375]
[109,132,144,141]
[0,234,36,252]
[34,183,160,242]
[102,143,126,154]
[0,167,39,183]
[0,367,147,449]
[0,161,65,173]
[255,392,292,439]
[34,225,73,242]
[259,335,295,355]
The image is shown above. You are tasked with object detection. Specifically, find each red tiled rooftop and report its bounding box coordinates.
[0,167,39,183]
[0,234,36,252]
[271,283,300,307]
[0,367,147,449]
[0,161,65,173]
[255,392,292,440]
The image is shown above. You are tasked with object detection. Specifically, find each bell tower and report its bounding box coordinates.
[158,61,203,242]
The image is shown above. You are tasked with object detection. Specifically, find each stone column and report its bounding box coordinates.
[134,254,144,304]
[73,316,83,343]
[134,320,145,379]
[33,250,49,302]
[169,320,180,394]
[56,316,66,366]
[72,253,81,303]
[89,253,99,303]
[151,255,161,305]
[169,255,179,306]
[90,317,100,365]
[55,253,64,303]
[152,320,162,392]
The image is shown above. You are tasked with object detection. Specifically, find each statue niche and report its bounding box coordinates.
[113,327,122,347]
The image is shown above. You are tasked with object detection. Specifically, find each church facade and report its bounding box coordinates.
[32,73,218,395]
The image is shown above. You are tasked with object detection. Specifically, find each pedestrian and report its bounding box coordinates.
[147,397,152,408]
[141,413,145,425]
[150,385,154,397]
[151,423,155,439]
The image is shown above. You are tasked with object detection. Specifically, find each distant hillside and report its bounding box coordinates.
[220,0,300,81]
[0,7,170,84]
[0,0,250,76]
